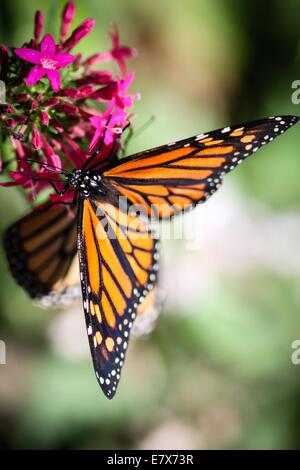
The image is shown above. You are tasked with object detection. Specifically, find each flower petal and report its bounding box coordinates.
[47,153,62,171]
[15,48,41,64]
[115,57,126,77]
[26,65,46,86]
[46,69,61,92]
[40,33,56,56]
[122,95,134,108]
[111,24,120,48]
[86,52,113,64]
[119,46,138,58]
[121,72,135,90]
[54,52,75,68]
[109,110,127,127]
[90,115,103,128]
[103,129,114,146]
[0,180,21,187]
[103,97,116,118]
[0,171,32,187]
[89,127,103,151]
[115,95,126,109]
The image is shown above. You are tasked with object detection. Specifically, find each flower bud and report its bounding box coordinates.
[32,125,42,150]
[63,18,95,50]
[0,104,14,113]
[59,88,78,98]
[57,102,79,114]
[50,119,64,133]
[15,94,29,103]
[78,85,94,98]
[34,11,43,42]
[40,111,49,126]
[31,100,39,110]
[5,118,17,128]
[43,97,59,107]
[61,2,76,42]
[16,115,28,124]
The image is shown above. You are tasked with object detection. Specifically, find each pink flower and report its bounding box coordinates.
[0,148,39,190]
[115,72,140,110]
[2,4,139,201]
[89,98,127,150]
[86,24,137,76]
[15,34,75,92]
[0,172,32,188]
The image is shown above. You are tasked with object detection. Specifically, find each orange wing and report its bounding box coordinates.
[4,203,79,305]
[77,198,158,398]
[103,116,299,218]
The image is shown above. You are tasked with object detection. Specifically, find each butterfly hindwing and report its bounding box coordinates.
[103,116,299,219]
[4,203,80,305]
[77,197,158,398]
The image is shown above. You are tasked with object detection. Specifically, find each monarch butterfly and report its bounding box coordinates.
[4,115,299,398]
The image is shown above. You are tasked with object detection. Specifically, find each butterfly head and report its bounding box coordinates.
[67,169,104,198]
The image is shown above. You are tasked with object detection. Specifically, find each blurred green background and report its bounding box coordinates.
[1,0,300,450]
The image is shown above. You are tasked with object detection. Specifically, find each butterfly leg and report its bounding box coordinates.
[33,178,69,196]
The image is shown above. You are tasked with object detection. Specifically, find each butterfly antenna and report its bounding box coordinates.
[121,116,155,157]
[3,157,71,175]
[17,158,71,175]
[127,116,155,142]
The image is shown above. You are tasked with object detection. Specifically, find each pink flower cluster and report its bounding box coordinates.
[0,2,138,202]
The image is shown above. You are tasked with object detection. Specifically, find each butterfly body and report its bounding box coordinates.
[4,115,299,398]
[68,169,106,198]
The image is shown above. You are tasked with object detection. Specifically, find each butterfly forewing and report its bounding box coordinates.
[103,116,299,219]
